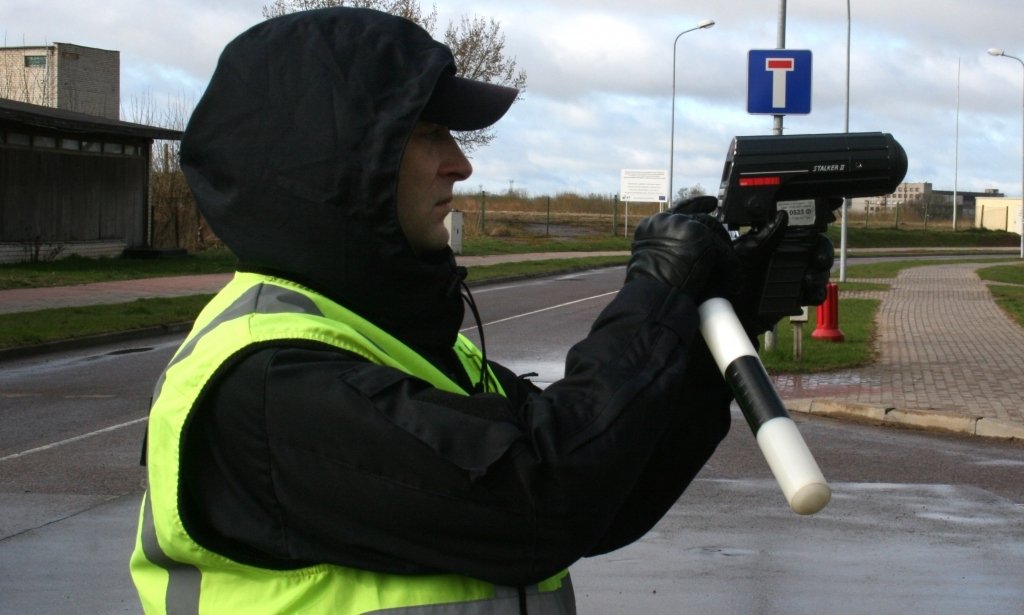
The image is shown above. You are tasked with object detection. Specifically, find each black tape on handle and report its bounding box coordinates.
[724,355,791,435]
[698,297,831,515]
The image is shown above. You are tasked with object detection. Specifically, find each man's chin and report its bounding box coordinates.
[410,231,452,258]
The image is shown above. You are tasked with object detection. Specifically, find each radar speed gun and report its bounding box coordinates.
[701,132,908,514]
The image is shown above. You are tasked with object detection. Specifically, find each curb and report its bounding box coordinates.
[787,398,1024,442]
[0,322,194,362]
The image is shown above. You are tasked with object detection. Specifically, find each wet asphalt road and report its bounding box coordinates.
[0,266,1021,614]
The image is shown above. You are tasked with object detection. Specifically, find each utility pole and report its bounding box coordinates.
[765,0,787,352]
[772,0,787,137]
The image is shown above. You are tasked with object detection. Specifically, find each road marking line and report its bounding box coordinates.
[460,291,618,331]
[63,394,116,399]
[0,416,146,463]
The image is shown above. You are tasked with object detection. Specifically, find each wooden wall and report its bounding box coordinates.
[0,144,148,246]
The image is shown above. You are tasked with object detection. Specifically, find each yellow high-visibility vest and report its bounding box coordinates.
[130,272,573,614]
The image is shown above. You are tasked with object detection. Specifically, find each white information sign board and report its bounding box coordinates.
[620,169,669,203]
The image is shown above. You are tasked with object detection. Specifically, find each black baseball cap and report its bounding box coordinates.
[420,70,519,131]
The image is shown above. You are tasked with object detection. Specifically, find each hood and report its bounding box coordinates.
[181,8,465,355]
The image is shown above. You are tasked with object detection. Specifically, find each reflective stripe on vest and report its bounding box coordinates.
[130,272,574,614]
[363,575,576,614]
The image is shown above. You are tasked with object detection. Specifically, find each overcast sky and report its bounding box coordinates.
[4,0,1023,199]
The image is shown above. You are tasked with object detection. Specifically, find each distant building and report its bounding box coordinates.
[932,188,1003,223]
[975,196,1023,233]
[849,182,1003,222]
[0,42,185,263]
[0,42,120,120]
[0,98,180,263]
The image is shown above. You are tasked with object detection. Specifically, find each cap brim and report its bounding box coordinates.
[420,72,519,131]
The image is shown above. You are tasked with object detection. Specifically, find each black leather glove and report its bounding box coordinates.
[800,198,841,305]
[672,195,788,333]
[800,233,835,305]
[732,211,789,335]
[626,212,739,303]
[670,195,719,216]
[669,195,837,334]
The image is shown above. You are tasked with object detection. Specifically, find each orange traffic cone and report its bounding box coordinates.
[812,282,845,342]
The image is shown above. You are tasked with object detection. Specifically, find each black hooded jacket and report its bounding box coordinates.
[176,8,731,588]
[181,7,465,357]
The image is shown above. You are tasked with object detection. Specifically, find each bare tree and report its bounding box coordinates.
[125,91,216,251]
[675,184,707,203]
[260,0,525,152]
[262,0,436,31]
[439,15,526,151]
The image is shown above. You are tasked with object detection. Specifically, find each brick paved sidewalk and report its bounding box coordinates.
[0,274,234,315]
[775,263,1024,437]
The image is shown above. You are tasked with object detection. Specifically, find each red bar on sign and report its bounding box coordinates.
[766,59,794,70]
[739,176,782,187]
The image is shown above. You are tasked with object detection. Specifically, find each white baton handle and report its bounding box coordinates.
[698,297,831,515]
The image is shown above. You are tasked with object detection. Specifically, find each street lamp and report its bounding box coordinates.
[668,18,715,209]
[987,47,1024,259]
[839,0,851,281]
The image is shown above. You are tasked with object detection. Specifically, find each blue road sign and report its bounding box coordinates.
[747,49,812,115]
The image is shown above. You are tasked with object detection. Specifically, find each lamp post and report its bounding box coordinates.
[987,48,1024,259]
[839,0,851,281]
[668,19,715,209]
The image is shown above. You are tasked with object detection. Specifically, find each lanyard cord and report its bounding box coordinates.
[455,266,492,394]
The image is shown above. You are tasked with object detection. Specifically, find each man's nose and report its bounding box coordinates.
[441,135,472,181]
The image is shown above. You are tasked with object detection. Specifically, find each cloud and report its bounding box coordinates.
[458,0,1024,197]
[5,0,1022,198]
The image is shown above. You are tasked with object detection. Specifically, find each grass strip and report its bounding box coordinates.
[0,295,212,349]
[465,256,627,283]
[759,298,878,374]
[976,261,1024,327]
[976,261,1024,285]
[988,285,1024,328]
[845,257,1017,279]
[0,251,238,290]
[460,235,631,256]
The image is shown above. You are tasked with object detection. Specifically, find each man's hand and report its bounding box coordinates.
[672,195,839,335]
[670,195,718,216]
[731,211,789,335]
[800,233,835,305]
[625,212,739,303]
[672,196,788,334]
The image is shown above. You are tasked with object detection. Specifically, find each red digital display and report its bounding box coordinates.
[738,176,782,187]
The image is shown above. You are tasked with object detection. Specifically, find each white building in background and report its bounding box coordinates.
[849,182,1003,221]
[0,42,120,120]
[975,197,1023,233]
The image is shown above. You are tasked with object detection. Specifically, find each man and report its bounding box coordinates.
[130,7,754,614]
